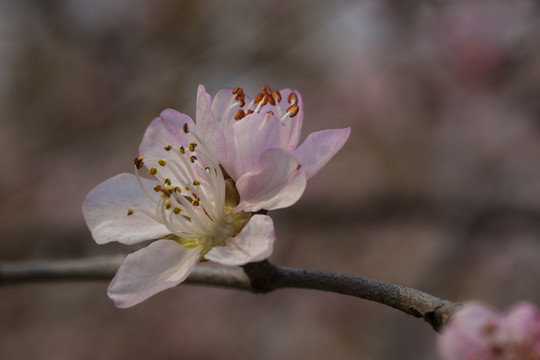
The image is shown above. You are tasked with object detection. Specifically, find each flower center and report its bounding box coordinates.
[127,123,242,255]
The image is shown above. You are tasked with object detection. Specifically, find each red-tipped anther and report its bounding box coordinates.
[234,109,246,120]
[246,109,254,115]
[183,123,190,133]
[286,104,299,117]
[254,93,264,104]
[134,157,144,169]
[288,92,298,105]
[232,87,241,95]
[271,90,282,103]
[262,85,272,96]
[260,95,269,106]
[237,98,246,107]
[267,110,275,116]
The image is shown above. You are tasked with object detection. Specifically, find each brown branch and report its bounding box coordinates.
[0,256,459,331]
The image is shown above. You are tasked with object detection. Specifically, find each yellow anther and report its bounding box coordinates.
[153,185,162,192]
[165,201,171,209]
[193,180,201,186]
[189,142,197,152]
[158,160,166,166]
[164,178,171,185]
[164,145,172,151]
[179,146,185,154]
[192,198,200,206]
[160,193,166,198]
[175,186,182,193]
[167,186,176,193]
[173,207,181,214]
[204,166,210,171]
[183,123,190,133]
[190,155,197,163]
[127,209,134,216]
[149,167,158,175]
[134,157,144,169]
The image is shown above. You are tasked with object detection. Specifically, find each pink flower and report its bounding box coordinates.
[194,84,351,211]
[83,109,275,308]
[438,301,540,359]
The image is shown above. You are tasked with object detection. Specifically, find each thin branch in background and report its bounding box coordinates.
[0,255,460,331]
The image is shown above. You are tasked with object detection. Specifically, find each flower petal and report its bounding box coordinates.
[235,148,307,212]
[82,173,170,245]
[108,240,200,308]
[195,85,228,167]
[139,108,196,160]
[227,114,290,179]
[294,127,351,180]
[205,214,275,266]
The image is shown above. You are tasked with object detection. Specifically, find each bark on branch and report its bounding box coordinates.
[0,255,459,331]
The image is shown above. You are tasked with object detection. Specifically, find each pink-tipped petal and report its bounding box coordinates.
[82,173,170,245]
[235,148,307,212]
[195,85,228,166]
[139,109,196,161]
[228,114,290,179]
[108,240,200,308]
[295,127,351,180]
[205,214,275,266]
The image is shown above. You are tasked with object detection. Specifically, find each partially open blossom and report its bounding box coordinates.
[195,84,351,212]
[83,109,275,308]
[438,301,540,359]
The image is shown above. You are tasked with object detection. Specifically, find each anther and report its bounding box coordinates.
[237,98,246,107]
[127,209,134,216]
[189,142,197,152]
[267,111,275,116]
[260,95,269,106]
[164,178,171,185]
[234,109,246,120]
[160,188,171,197]
[179,146,185,154]
[286,104,299,117]
[288,92,298,105]
[254,93,264,104]
[158,160,166,166]
[190,155,197,163]
[149,167,158,175]
[232,87,241,95]
[246,109,254,115]
[192,198,200,206]
[164,145,172,151]
[134,157,144,169]
[153,185,162,192]
[173,207,181,214]
[175,186,182,193]
[193,180,201,186]
[262,85,272,96]
[271,90,281,103]
[268,94,276,106]
[165,201,171,209]
[204,166,210,171]
[183,123,190,133]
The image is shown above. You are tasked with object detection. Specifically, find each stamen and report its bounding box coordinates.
[190,155,197,163]
[234,109,246,120]
[164,178,172,185]
[271,90,282,103]
[193,180,201,186]
[262,85,272,96]
[164,145,172,151]
[192,198,200,206]
[153,185,162,192]
[189,142,197,152]
[127,209,134,216]
[173,207,181,214]
[134,157,144,169]
[158,160,166,166]
[149,167,158,175]
[165,201,171,209]
[183,123,190,133]
[288,92,298,105]
[286,104,299,117]
[253,93,264,104]
[232,87,241,95]
[179,146,185,154]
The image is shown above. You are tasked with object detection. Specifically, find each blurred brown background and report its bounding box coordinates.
[2,0,540,359]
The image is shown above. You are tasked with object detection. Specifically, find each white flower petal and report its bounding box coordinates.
[82,173,170,245]
[108,240,200,308]
[235,148,307,212]
[294,127,351,179]
[227,114,289,179]
[205,215,274,266]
